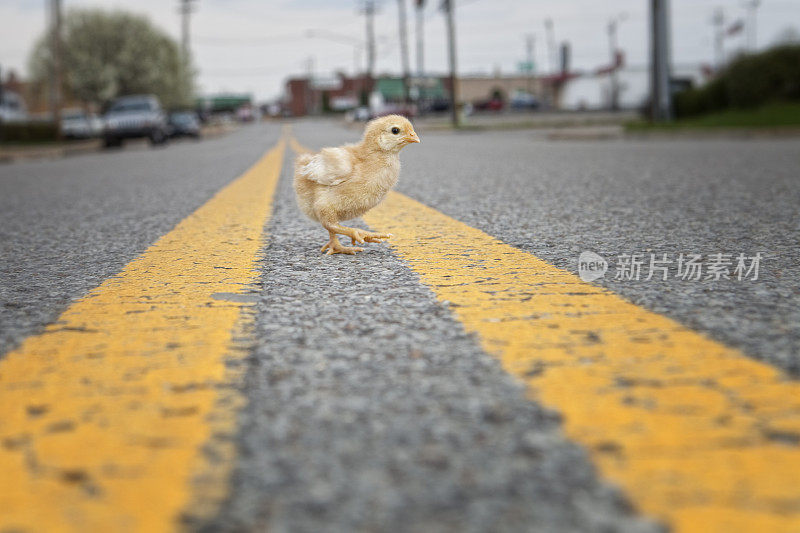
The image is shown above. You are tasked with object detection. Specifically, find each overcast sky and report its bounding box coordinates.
[1,0,798,101]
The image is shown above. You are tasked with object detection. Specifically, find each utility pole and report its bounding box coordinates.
[415,0,425,77]
[361,1,377,80]
[443,0,459,127]
[712,7,725,69]
[179,0,197,61]
[544,18,556,74]
[50,0,63,135]
[650,0,672,122]
[525,34,535,95]
[397,0,411,103]
[745,0,760,51]
[608,14,625,111]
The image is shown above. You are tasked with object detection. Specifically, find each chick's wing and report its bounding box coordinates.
[298,147,354,186]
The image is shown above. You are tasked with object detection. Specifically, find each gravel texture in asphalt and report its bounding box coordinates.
[203,149,659,533]
[0,125,280,356]
[292,120,800,374]
[2,118,798,532]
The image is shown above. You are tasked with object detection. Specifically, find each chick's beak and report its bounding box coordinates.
[404,131,421,144]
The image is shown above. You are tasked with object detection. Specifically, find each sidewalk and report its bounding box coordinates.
[0,123,238,164]
[0,139,100,164]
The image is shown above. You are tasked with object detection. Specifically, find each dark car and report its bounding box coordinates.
[168,111,201,139]
[103,95,169,148]
[474,98,504,112]
[510,92,541,110]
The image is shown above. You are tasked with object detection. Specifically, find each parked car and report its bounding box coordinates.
[236,105,255,122]
[474,98,504,112]
[350,106,371,122]
[60,108,103,139]
[168,111,201,139]
[510,92,540,110]
[423,99,451,113]
[103,95,169,148]
[0,90,28,122]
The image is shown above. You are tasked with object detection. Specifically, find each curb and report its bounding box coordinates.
[0,141,100,164]
[0,125,239,165]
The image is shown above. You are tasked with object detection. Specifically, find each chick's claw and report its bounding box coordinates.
[321,238,364,255]
[349,228,393,245]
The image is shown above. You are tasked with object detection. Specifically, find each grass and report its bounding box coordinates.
[627,102,800,131]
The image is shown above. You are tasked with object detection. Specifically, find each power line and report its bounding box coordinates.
[195,34,306,46]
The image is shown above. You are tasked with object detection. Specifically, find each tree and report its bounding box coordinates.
[28,8,194,108]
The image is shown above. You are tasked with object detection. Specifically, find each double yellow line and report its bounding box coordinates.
[0,140,285,532]
[364,192,800,533]
[1,134,798,532]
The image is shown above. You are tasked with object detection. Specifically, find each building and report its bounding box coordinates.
[457,74,547,105]
[286,74,373,117]
[284,71,567,116]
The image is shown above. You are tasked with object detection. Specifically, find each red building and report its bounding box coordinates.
[286,74,373,117]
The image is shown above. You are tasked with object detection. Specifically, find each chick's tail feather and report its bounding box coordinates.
[294,153,314,180]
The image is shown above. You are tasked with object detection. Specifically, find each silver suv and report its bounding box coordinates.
[103,95,169,148]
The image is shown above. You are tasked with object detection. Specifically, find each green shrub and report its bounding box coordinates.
[674,44,800,118]
[0,121,59,143]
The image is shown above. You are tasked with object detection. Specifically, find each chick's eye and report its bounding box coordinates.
[391,127,400,135]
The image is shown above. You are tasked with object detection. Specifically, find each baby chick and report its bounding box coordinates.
[294,115,421,255]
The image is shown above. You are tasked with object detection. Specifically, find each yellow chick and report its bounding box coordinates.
[294,115,421,255]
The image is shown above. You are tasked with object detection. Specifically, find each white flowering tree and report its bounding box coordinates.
[28,8,194,109]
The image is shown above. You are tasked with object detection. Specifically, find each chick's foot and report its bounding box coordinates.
[349,228,393,245]
[321,236,364,256]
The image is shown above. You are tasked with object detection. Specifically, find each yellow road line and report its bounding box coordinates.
[362,191,800,533]
[0,139,285,532]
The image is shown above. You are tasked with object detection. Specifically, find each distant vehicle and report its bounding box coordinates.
[102,94,169,148]
[236,105,255,122]
[349,106,371,122]
[168,111,201,139]
[424,99,451,113]
[474,98,504,112]
[60,108,102,139]
[510,92,540,110]
[0,90,28,122]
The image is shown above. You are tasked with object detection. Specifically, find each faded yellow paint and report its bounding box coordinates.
[0,140,285,532]
[363,191,800,533]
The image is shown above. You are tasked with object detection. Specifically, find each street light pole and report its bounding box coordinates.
[712,7,725,69]
[745,0,760,51]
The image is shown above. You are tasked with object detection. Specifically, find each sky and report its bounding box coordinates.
[1,0,798,102]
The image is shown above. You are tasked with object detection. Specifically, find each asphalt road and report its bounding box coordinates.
[1,119,798,532]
